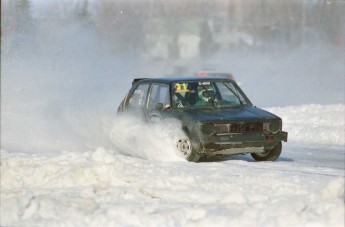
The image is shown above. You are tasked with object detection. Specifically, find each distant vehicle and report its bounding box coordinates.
[117,77,287,162]
[195,71,235,80]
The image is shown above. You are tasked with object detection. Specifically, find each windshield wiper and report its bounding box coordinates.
[222,82,244,107]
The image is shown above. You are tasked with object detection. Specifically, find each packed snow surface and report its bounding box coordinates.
[1,104,344,226]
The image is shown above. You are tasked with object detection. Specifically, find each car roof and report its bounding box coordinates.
[133,76,233,84]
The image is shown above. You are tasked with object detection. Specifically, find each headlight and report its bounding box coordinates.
[264,120,281,133]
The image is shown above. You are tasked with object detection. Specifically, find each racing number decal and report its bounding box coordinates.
[175,83,182,91]
[175,83,189,92]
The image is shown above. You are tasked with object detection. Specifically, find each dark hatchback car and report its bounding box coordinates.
[117,77,287,162]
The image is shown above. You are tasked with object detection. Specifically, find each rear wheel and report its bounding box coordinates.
[176,137,200,162]
[251,141,282,161]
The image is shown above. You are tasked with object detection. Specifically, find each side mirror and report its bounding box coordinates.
[154,103,164,110]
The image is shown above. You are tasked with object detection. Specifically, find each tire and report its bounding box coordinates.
[176,137,201,162]
[251,141,282,161]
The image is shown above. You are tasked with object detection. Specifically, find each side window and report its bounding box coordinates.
[148,84,170,109]
[127,84,149,109]
[158,85,170,106]
[173,82,188,108]
[148,84,159,109]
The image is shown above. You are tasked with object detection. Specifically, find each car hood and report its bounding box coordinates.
[183,107,280,122]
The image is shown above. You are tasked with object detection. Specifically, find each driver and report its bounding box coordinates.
[195,86,215,106]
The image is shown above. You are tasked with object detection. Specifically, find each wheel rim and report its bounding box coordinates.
[176,138,192,157]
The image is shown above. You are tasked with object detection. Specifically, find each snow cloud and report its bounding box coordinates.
[110,116,185,161]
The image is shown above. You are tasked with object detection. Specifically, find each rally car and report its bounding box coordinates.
[117,77,287,162]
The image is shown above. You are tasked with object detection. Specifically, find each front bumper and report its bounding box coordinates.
[199,131,288,154]
[213,131,287,144]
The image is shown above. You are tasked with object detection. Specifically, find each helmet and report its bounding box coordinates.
[198,86,214,102]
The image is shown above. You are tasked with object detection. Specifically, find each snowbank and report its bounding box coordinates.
[267,104,345,146]
[1,148,344,227]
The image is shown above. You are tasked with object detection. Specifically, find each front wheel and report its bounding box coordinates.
[251,141,282,161]
[176,137,200,162]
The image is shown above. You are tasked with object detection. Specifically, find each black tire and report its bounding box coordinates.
[176,136,201,162]
[251,141,282,161]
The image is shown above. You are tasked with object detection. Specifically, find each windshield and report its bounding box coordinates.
[172,81,251,109]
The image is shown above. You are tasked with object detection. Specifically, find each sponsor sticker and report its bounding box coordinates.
[198,81,210,85]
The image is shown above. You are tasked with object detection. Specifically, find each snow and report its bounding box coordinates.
[267,104,345,146]
[1,104,344,226]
